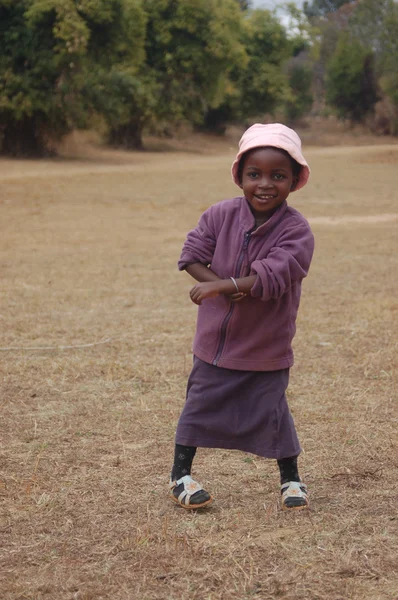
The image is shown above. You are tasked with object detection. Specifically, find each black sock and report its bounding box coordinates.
[170,444,210,506]
[171,444,197,481]
[277,456,300,485]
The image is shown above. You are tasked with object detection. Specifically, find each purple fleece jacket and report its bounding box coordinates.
[178,197,315,371]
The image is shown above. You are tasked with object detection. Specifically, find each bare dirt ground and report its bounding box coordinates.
[0,129,397,599]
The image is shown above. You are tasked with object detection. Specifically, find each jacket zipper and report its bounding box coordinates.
[212,231,252,366]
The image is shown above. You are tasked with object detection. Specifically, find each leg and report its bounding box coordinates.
[171,444,197,480]
[277,456,309,510]
[169,444,212,508]
[277,455,300,484]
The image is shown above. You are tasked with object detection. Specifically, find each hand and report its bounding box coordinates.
[190,281,225,305]
[228,292,247,302]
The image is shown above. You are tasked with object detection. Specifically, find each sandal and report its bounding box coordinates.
[281,481,309,511]
[169,475,213,510]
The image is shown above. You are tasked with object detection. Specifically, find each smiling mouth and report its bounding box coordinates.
[255,194,276,200]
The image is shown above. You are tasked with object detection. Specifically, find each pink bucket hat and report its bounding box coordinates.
[231,123,310,191]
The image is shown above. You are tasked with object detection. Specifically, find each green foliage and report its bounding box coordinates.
[8,0,398,154]
[90,68,159,148]
[207,9,294,128]
[239,10,294,117]
[349,0,398,127]
[326,33,379,121]
[0,1,64,154]
[0,0,146,155]
[300,0,398,131]
[286,0,398,131]
[284,63,314,123]
[141,0,247,129]
[349,0,395,55]
[0,0,316,154]
[380,4,398,127]
[80,0,149,148]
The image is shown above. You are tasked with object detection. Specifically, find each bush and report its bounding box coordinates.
[326,33,379,122]
[284,62,314,124]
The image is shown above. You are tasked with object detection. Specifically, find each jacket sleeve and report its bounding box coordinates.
[250,223,314,301]
[178,207,217,271]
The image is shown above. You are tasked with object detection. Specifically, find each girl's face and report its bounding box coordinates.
[239,147,298,221]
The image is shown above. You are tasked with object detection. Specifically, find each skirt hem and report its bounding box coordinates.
[175,435,301,460]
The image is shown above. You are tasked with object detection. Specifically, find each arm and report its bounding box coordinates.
[178,208,217,272]
[189,222,314,305]
[185,262,220,283]
[187,264,251,304]
[250,224,314,301]
[189,275,257,305]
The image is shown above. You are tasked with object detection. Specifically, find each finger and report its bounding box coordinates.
[230,292,247,302]
[190,291,201,305]
[190,287,201,301]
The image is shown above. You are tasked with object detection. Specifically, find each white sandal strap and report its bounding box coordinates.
[281,481,308,503]
[170,475,203,505]
[281,481,307,492]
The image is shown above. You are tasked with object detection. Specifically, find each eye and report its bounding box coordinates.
[273,173,286,180]
[246,171,259,179]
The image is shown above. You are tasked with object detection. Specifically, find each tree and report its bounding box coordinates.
[349,0,398,132]
[297,0,398,130]
[0,0,86,155]
[379,0,398,127]
[326,33,379,122]
[299,0,358,113]
[79,0,149,149]
[138,0,247,137]
[0,0,146,156]
[240,10,296,119]
[204,8,295,130]
[284,61,314,123]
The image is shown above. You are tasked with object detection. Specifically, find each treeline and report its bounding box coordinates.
[0,0,397,156]
[0,0,306,155]
[299,0,398,135]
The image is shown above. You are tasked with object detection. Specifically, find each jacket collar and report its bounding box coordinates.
[239,197,288,234]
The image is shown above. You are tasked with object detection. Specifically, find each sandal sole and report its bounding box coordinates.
[170,493,213,510]
[282,503,309,511]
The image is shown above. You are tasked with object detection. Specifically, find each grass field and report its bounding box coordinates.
[1,131,397,599]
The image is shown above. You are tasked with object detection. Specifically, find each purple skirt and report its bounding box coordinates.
[175,356,301,459]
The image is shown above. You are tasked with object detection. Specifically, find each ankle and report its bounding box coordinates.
[171,444,196,482]
[277,456,300,485]
[280,476,300,485]
[171,468,192,482]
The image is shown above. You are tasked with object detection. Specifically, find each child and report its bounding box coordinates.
[169,123,314,511]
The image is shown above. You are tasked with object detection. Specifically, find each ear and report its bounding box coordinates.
[290,177,298,191]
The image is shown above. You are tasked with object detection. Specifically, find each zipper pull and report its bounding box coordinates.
[243,232,251,249]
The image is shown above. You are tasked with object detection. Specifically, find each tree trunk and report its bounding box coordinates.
[108,122,144,150]
[0,117,56,157]
[200,107,229,135]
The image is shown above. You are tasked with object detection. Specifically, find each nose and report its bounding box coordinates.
[258,175,273,188]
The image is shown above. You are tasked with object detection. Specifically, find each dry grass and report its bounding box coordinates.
[0,130,397,599]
